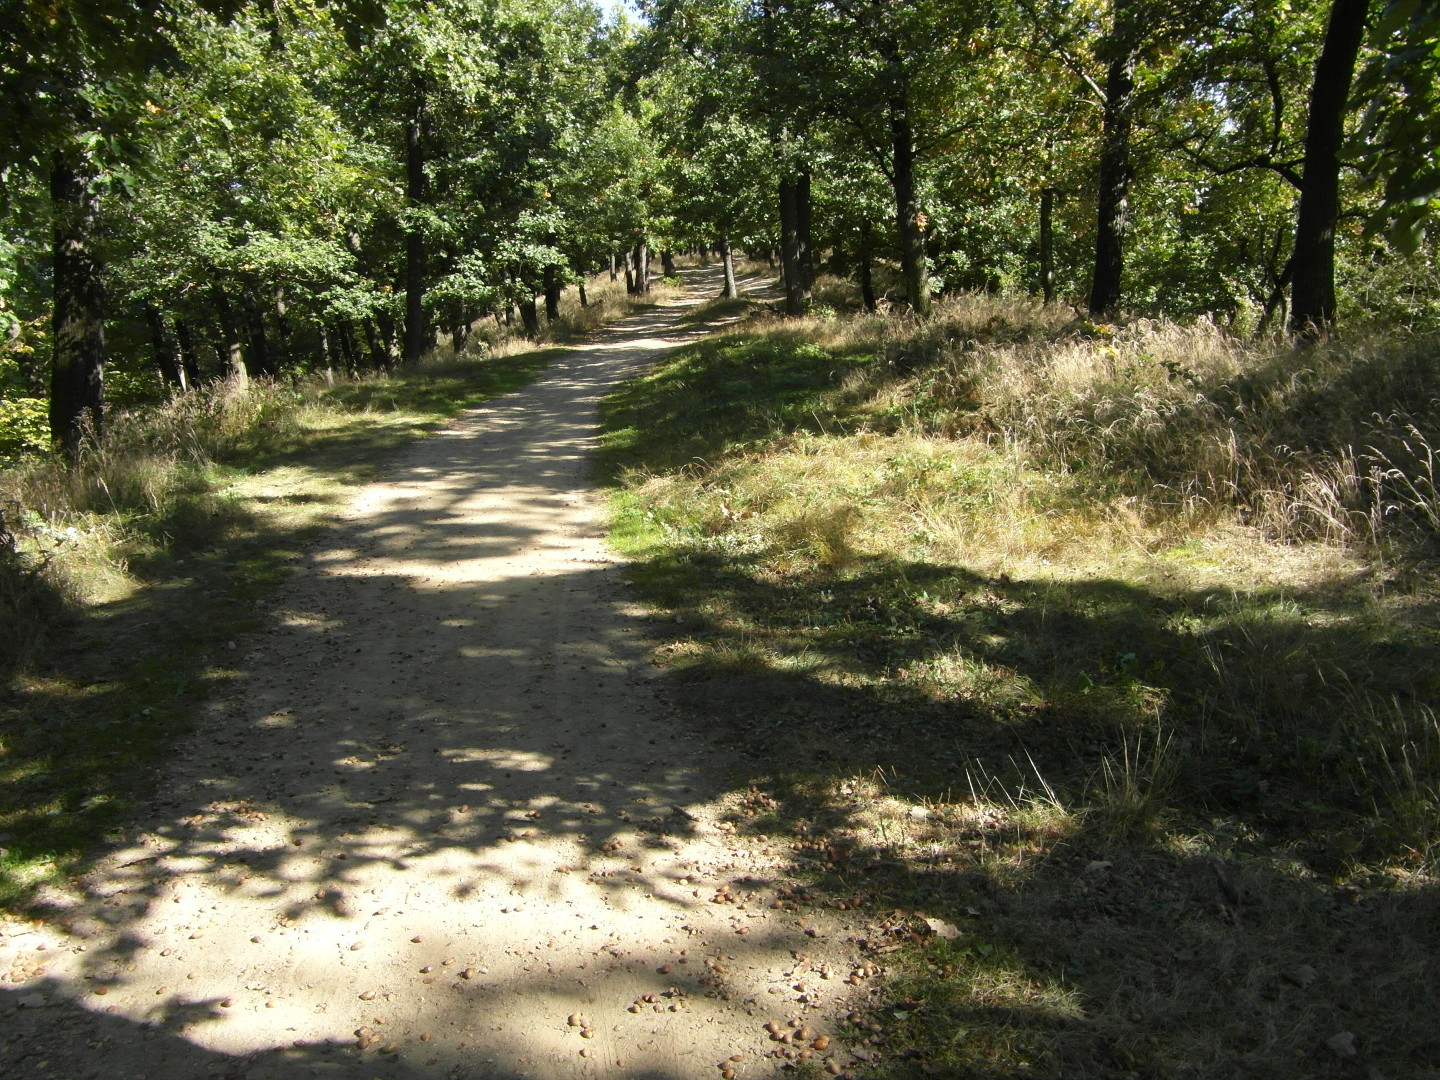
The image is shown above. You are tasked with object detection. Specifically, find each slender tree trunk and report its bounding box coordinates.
[543,264,563,321]
[375,312,399,364]
[890,101,932,316]
[1089,1,1136,318]
[212,287,248,385]
[578,281,589,308]
[779,178,809,316]
[318,322,333,375]
[403,95,428,365]
[242,293,275,377]
[273,288,291,367]
[609,253,618,282]
[796,169,814,295]
[858,222,878,313]
[339,319,362,374]
[633,242,650,295]
[719,235,739,299]
[175,318,201,387]
[48,151,106,455]
[363,318,387,369]
[1040,187,1056,305]
[145,305,187,391]
[1289,0,1371,335]
[661,249,677,278]
[519,296,540,337]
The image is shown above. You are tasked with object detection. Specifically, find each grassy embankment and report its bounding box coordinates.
[597,280,1440,1079]
[0,272,671,910]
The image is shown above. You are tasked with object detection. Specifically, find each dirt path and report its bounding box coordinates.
[0,267,872,1080]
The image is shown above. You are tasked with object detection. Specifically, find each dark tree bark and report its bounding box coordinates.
[175,318,202,387]
[145,305,187,391]
[578,281,589,308]
[632,242,650,295]
[375,312,399,364]
[273,288,292,366]
[318,322,334,375]
[211,287,248,384]
[858,222,878,313]
[402,94,428,365]
[719,235,739,300]
[1040,187,1057,305]
[340,319,363,372]
[890,101,932,316]
[363,318,388,368]
[48,151,106,455]
[242,293,275,377]
[1289,0,1371,335]
[779,177,810,315]
[543,264,563,321]
[519,296,540,337]
[796,169,814,296]
[1088,1,1137,318]
[661,249,677,278]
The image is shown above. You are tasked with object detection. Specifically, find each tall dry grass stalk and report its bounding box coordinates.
[732,295,1440,551]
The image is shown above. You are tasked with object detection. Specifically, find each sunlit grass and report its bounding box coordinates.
[598,288,1440,1077]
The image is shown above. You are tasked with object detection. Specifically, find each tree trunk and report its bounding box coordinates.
[273,288,291,367]
[719,235,739,299]
[212,287,248,386]
[175,318,202,387]
[1289,0,1371,335]
[338,319,360,373]
[376,311,399,364]
[145,304,187,392]
[48,151,106,455]
[661,249,677,278]
[578,281,589,308]
[609,252,618,281]
[519,296,540,337]
[543,264,562,321]
[632,242,650,295]
[890,102,932,316]
[858,222,878,313]
[796,169,814,295]
[243,293,275,377]
[1040,187,1056,305]
[1088,2,1136,318]
[403,96,428,365]
[779,178,809,316]
[363,318,387,369]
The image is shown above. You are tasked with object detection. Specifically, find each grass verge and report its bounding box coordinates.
[598,293,1440,1078]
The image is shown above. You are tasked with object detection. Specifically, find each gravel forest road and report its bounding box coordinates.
[0,266,874,1080]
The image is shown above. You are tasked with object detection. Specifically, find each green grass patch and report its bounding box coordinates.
[599,306,1440,1078]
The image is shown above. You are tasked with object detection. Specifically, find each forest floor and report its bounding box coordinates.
[0,266,878,1080]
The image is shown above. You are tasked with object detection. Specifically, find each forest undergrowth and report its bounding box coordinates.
[0,273,666,908]
[598,280,1440,1079]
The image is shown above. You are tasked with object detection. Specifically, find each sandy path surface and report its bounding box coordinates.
[0,268,873,1080]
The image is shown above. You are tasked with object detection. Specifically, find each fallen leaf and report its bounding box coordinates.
[923,917,959,940]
